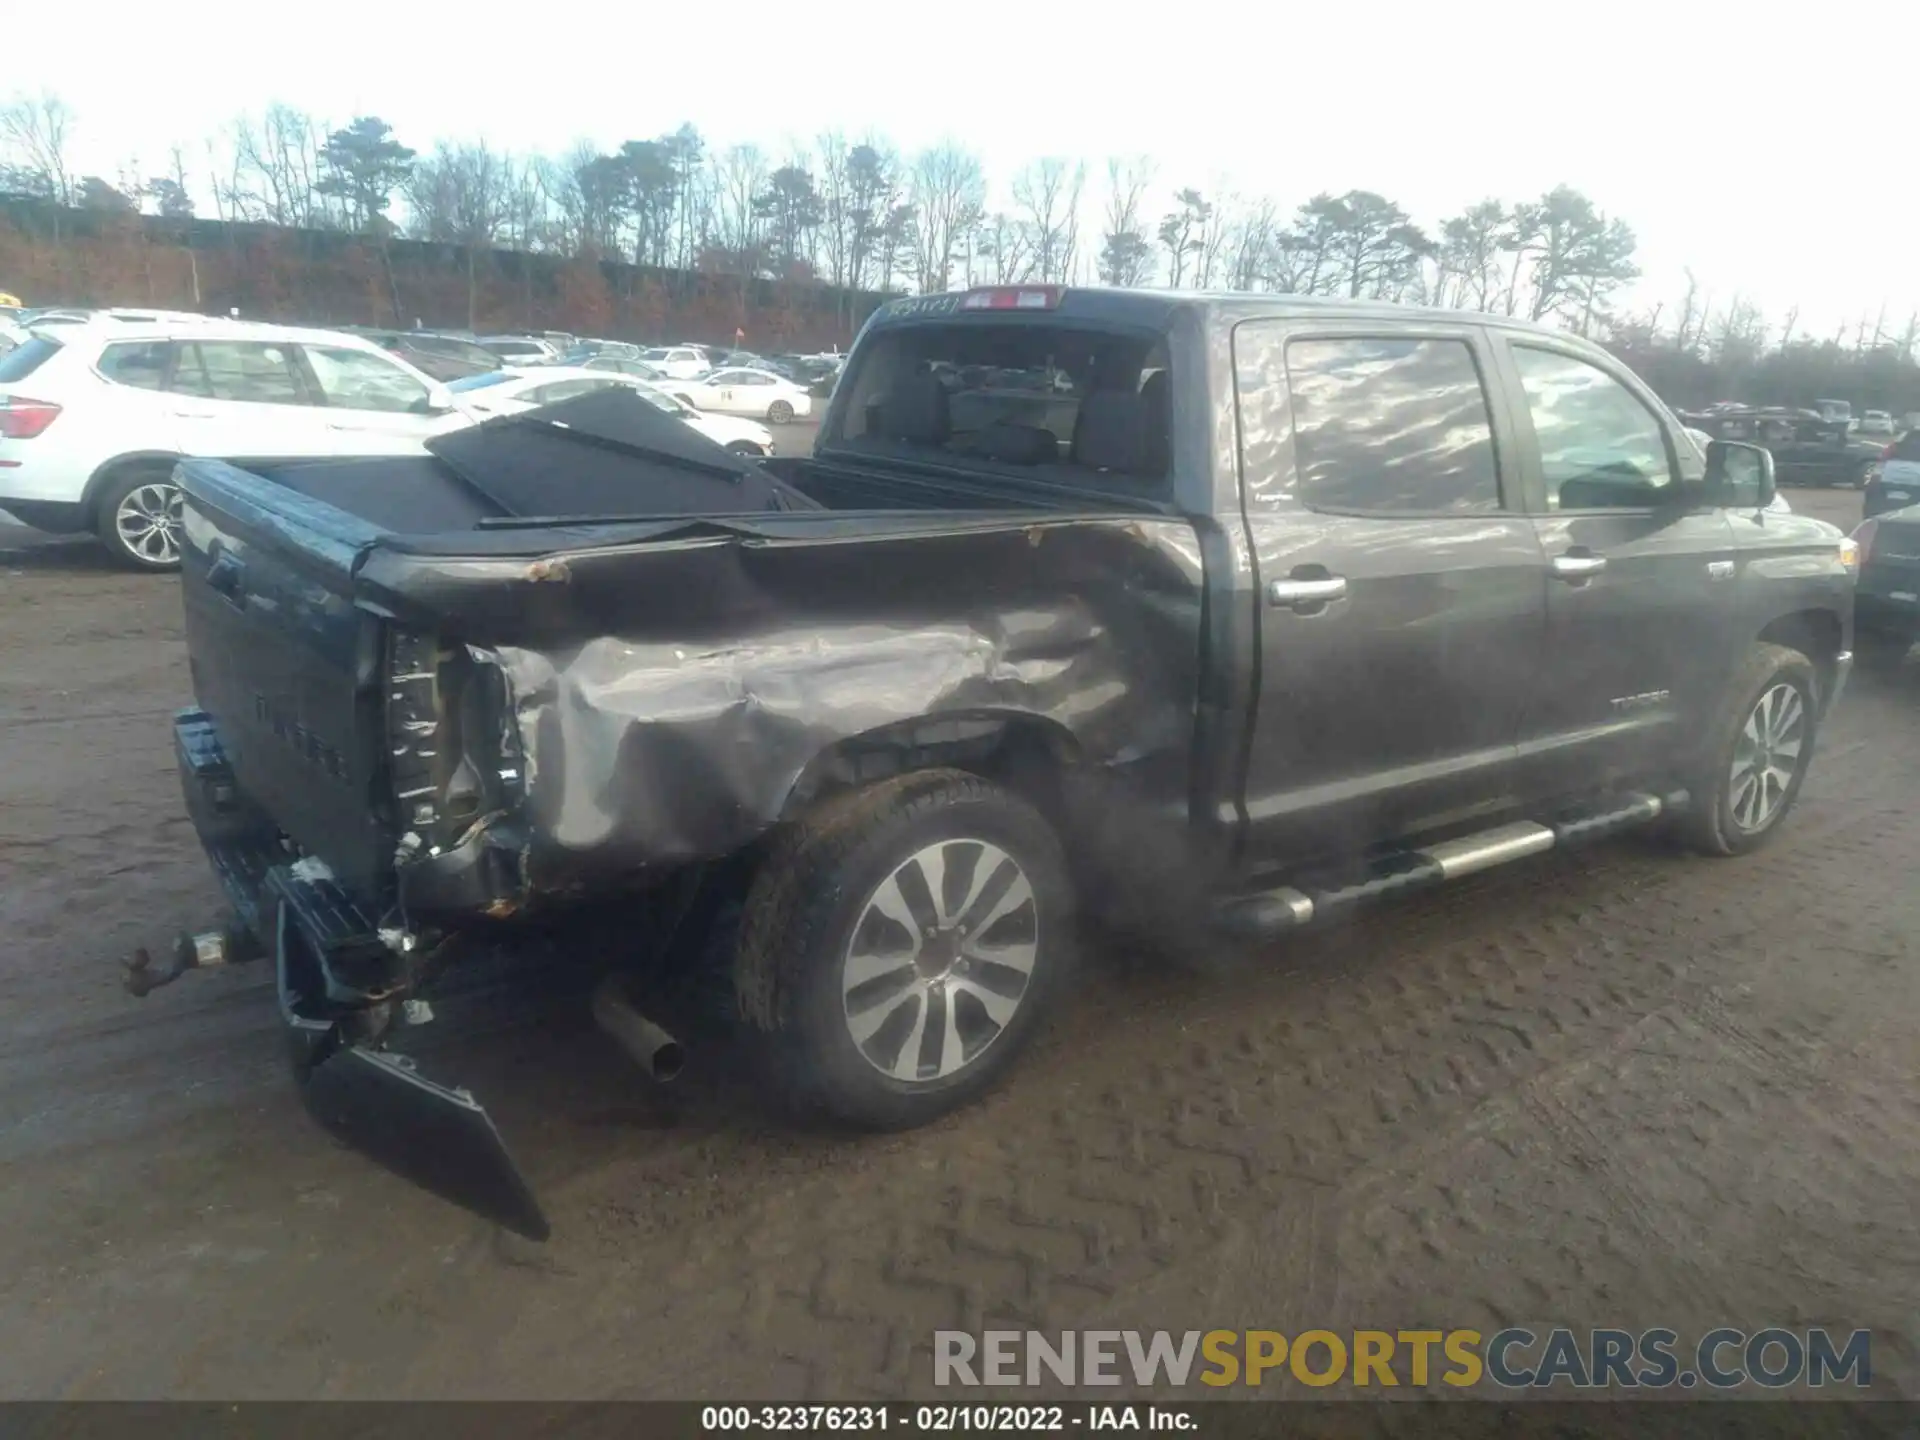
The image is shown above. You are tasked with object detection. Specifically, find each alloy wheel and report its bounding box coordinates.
[1729,681,1806,833]
[841,838,1040,1083]
[115,481,183,567]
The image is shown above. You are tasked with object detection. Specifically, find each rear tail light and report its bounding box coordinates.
[0,395,62,439]
[1882,443,1897,460]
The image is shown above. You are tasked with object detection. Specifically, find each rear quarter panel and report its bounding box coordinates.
[357,514,1209,886]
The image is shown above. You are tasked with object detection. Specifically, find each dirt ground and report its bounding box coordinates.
[1,483,1916,1402]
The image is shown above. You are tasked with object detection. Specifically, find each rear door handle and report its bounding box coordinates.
[1267,575,1348,609]
[205,551,246,599]
[1551,553,1608,581]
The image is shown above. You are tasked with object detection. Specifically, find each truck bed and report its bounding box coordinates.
[175,437,1211,919]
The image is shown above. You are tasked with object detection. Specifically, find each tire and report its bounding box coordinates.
[673,394,697,410]
[734,768,1072,1130]
[724,440,765,458]
[767,400,795,425]
[96,465,184,571]
[1677,642,1820,857]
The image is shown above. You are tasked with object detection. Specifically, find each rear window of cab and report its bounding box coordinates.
[0,335,62,383]
[829,318,1171,498]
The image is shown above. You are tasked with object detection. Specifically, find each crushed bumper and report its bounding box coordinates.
[171,708,550,1240]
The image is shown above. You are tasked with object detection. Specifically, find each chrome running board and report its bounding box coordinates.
[1218,790,1683,936]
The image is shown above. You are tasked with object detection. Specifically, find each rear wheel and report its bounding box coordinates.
[1678,643,1819,856]
[767,400,795,425]
[97,466,184,571]
[734,769,1072,1129]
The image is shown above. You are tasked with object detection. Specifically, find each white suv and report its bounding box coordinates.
[0,318,456,569]
[637,346,713,380]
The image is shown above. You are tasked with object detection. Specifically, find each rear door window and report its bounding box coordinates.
[171,341,307,405]
[1274,335,1502,514]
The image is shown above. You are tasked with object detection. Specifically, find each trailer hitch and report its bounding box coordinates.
[124,924,264,997]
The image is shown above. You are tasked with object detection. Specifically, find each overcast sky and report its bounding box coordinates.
[13,0,1907,337]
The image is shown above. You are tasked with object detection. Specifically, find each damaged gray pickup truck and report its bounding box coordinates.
[154,288,1857,1238]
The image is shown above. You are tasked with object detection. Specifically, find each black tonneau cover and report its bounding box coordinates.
[264,386,813,536]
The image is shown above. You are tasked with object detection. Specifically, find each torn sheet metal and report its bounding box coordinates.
[366,515,1207,895]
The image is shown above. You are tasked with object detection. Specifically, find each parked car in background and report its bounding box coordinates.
[0,318,456,569]
[638,345,714,380]
[774,352,845,397]
[580,355,666,379]
[666,365,815,423]
[1863,430,1920,520]
[1853,502,1920,670]
[444,367,775,454]
[1681,403,1880,487]
[478,335,562,367]
[358,330,501,382]
[562,340,644,363]
[1860,410,1895,436]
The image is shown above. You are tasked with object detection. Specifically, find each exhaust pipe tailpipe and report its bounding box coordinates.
[591,975,686,1082]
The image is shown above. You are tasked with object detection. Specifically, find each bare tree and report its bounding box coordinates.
[408,141,513,327]
[1157,188,1210,288]
[815,132,855,293]
[973,212,1030,285]
[909,142,985,293]
[716,143,768,273]
[1012,157,1085,284]
[232,104,326,226]
[1098,157,1154,287]
[1224,198,1278,291]
[1196,194,1233,289]
[0,91,77,205]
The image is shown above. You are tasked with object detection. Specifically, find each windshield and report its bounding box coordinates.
[828,319,1171,497]
[448,371,518,392]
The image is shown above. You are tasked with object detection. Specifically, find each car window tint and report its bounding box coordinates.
[97,340,172,390]
[1512,345,1673,510]
[173,341,305,405]
[1279,336,1501,513]
[303,344,431,413]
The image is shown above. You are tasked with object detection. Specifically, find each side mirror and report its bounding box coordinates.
[1705,439,1775,510]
